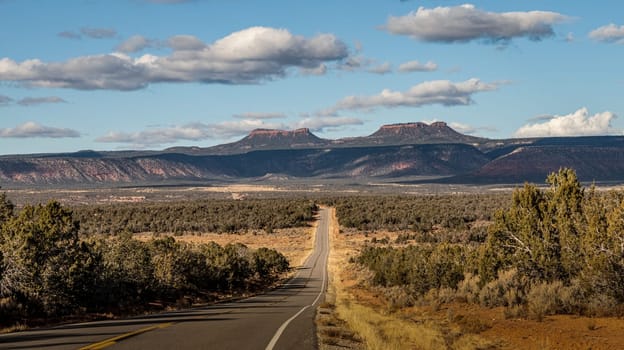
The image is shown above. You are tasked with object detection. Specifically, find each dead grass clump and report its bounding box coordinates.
[527,281,566,321]
[382,286,415,312]
[456,273,481,304]
[503,304,527,319]
[419,287,456,310]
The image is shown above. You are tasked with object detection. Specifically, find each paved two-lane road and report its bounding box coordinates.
[0,208,331,350]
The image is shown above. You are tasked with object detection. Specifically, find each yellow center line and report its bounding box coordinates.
[78,322,174,350]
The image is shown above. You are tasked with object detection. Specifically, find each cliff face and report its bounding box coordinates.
[0,144,490,186]
[0,157,214,185]
[465,145,624,184]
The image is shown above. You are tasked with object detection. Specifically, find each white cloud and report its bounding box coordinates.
[514,108,620,137]
[398,60,438,72]
[449,122,476,134]
[211,119,286,138]
[17,96,67,106]
[116,35,157,53]
[97,123,213,145]
[0,122,80,138]
[589,24,624,44]
[367,62,392,75]
[232,112,286,120]
[337,55,370,71]
[167,35,206,51]
[564,32,575,42]
[331,78,498,112]
[0,27,349,90]
[383,4,567,44]
[299,63,327,76]
[96,119,285,147]
[338,55,394,75]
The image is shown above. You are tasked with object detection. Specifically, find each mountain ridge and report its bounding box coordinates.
[2,122,624,186]
[163,121,493,156]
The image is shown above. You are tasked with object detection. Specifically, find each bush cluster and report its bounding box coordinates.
[73,199,318,235]
[326,194,507,233]
[352,169,624,318]
[358,243,473,297]
[0,197,290,327]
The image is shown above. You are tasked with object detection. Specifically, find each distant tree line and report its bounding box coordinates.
[73,199,318,235]
[0,195,291,328]
[325,193,509,233]
[353,169,624,319]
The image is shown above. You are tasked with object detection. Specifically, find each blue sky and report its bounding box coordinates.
[1,0,623,154]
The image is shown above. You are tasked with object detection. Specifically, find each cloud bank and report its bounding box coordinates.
[17,96,67,106]
[383,4,567,44]
[1,27,349,90]
[0,122,80,138]
[96,115,363,147]
[514,108,620,137]
[58,27,117,40]
[0,95,67,106]
[589,24,624,44]
[331,78,498,112]
[116,35,157,53]
[398,60,438,72]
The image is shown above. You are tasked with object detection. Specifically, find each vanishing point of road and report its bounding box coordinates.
[0,208,331,350]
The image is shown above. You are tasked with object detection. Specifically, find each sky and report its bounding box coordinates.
[1,0,623,154]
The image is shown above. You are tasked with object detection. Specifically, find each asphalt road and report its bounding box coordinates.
[0,208,330,350]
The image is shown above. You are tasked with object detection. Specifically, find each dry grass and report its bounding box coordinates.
[326,208,453,350]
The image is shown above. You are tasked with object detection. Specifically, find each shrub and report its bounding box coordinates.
[527,281,566,321]
[479,268,528,308]
[585,293,619,317]
[456,273,481,304]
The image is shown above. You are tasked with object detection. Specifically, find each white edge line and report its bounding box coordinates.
[265,210,329,350]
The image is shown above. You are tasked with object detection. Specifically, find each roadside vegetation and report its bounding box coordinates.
[351,169,624,318]
[0,195,314,330]
[326,193,508,234]
[326,168,624,349]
